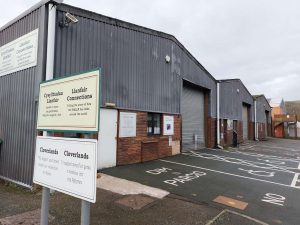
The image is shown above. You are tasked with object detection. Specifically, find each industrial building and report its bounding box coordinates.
[218,79,254,147]
[253,95,272,140]
[0,0,271,187]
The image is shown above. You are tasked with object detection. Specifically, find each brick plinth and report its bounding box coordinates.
[117,110,181,165]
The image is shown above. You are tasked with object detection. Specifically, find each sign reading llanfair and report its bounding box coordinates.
[0,29,39,77]
[37,69,100,132]
[33,136,97,203]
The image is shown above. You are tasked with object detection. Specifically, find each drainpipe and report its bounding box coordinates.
[254,99,258,141]
[41,3,57,225]
[217,82,222,149]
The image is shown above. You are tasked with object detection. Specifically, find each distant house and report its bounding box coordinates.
[268,98,287,137]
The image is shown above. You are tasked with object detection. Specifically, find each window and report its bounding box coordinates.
[147,113,161,135]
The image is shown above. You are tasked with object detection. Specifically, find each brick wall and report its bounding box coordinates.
[207,117,216,148]
[257,122,267,140]
[117,110,181,165]
[220,119,253,147]
[248,121,254,140]
[237,121,243,143]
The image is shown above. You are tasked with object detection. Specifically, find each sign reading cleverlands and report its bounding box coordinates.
[0,29,38,77]
[33,136,97,203]
[37,69,100,132]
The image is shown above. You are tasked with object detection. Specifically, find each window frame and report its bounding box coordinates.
[147,113,162,136]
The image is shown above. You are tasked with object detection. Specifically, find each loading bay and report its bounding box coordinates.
[103,138,300,225]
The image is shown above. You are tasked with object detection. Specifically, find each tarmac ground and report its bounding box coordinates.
[1,137,300,224]
[103,138,300,225]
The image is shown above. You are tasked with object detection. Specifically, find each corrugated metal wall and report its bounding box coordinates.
[0,6,46,186]
[256,95,272,123]
[54,4,217,116]
[220,80,253,121]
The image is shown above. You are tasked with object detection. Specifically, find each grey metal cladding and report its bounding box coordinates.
[255,95,272,123]
[219,80,254,121]
[0,6,46,186]
[54,4,216,116]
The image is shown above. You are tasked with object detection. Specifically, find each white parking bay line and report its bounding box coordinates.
[159,159,300,190]
[291,173,300,188]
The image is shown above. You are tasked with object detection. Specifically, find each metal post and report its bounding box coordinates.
[194,134,198,150]
[40,3,57,224]
[81,200,91,225]
[81,133,93,225]
[40,187,50,225]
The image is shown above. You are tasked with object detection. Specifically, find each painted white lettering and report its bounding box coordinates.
[146,167,172,175]
[163,171,206,186]
[261,193,285,206]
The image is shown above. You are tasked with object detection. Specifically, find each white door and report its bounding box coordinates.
[97,108,118,170]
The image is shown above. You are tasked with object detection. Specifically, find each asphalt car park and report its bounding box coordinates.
[103,138,300,225]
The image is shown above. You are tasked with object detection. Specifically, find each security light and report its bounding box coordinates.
[59,12,78,27]
[165,55,171,63]
[65,12,78,24]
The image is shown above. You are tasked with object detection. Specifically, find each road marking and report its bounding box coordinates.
[212,149,300,163]
[291,173,300,188]
[146,167,172,175]
[205,209,268,225]
[159,159,300,189]
[183,151,297,173]
[254,145,298,151]
[164,171,206,186]
[238,168,275,177]
[261,193,285,206]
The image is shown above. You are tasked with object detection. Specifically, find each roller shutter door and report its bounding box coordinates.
[181,86,205,150]
[242,105,248,140]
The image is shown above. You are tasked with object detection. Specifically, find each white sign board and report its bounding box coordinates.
[0,29,38,77]
[163,115,174,135]
[37,69,100,132]
[33,136,97,203]
[119,112,136,137]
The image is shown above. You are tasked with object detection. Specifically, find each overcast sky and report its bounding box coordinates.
[1,0,299,101]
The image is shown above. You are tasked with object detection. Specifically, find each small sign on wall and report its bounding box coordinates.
[0,29,39,77]
[227,120,233,130]
[163,115,174,135]
[119,112,136,137]
[33,136,97,203]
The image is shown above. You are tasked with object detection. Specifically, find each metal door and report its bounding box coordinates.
[181,85,205,150]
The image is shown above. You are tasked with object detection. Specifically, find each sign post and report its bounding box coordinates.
[34,69,100,225]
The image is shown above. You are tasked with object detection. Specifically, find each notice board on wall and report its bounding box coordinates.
[163,115,174,135]
[119,112,136,137]
[0,29,39,77]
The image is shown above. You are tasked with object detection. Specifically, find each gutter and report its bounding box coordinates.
[216,82,223,149]
[254,99,258,141]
